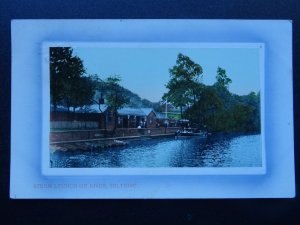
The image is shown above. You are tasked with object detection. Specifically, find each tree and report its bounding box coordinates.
[212,67,234,110]
[215,67,232,89]
[104,75,130,132]
[184,66,261,133]
[69,75,98,111]
[236,91,260,131]
[50,47,74,111]
[163,80,191,116]
[185,86,223,130]
[50,47,96,112]
[231,104,254,131]
[164,53,203,117]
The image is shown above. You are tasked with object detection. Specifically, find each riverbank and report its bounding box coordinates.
[208,131,261,138]
[50,139,127,153]
[50,127,181,143]
[50,133,175,153]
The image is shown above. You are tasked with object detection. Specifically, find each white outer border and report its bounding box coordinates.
[10,20,294,198]
[42,42,266,176]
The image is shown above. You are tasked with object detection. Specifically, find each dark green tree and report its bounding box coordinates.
[69,75,98,111]
[104,75,130,132]
[236,91,260,131]
[50,47,74,111]
[231,104,254,131]
[183,63,261,133]
[164,53,203,117]
[163,80,190,116]
[185,86,223,130]
[212,67,234,110]
[215,67,232,89]
[50,47,96,112]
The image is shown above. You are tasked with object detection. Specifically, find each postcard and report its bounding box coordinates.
[43,42,265,176]
[11,20,295,198]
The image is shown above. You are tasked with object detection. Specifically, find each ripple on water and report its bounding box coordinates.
[51,134,262,168]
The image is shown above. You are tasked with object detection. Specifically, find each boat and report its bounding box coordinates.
[175,129,207,138]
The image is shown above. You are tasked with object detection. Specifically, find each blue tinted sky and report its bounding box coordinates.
[74,47,261,102]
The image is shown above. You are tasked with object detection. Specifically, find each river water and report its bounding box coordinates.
[51,135,262,168]
[51,134,262,168]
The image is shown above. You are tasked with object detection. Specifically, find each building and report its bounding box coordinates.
[117,107,157,128]
[50,104,114,130]
[50,104,158,130]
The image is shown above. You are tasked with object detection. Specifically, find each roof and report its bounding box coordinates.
[51,104,108,113]
[51,104,157,117]
[140,108,155,116]
[50,105,69,112]
[76,104,108,113]
[117,108,146,116]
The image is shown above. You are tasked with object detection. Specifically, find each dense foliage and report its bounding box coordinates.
[50,47,154,112]
[166,53,260,133]
[163,53,203,116]
[50,47,97,112]
[102,76,130,131]
[185,86,260,132]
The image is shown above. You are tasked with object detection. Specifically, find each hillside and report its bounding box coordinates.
[94,80,160,109]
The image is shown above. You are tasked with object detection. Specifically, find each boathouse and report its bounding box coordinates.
[50,105,158,130]
[50,104,114,130]
[117,107,157,128]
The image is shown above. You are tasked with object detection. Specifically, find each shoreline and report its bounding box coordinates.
[50,132,261,153]
[50,133,175,153]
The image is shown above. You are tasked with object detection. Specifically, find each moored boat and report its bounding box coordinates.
[175,129,207,138]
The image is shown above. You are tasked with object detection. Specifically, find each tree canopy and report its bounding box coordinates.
[163,53,204,116]
[164,54,260,133]
[102,75,130,132]
[184,80,260,132]
[104,75,130,111]
[215,67,232,89]
[50,47,97,112]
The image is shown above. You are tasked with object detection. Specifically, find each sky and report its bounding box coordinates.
[73,46,261,102]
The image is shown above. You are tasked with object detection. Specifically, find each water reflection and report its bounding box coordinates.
[51,134,262,168]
